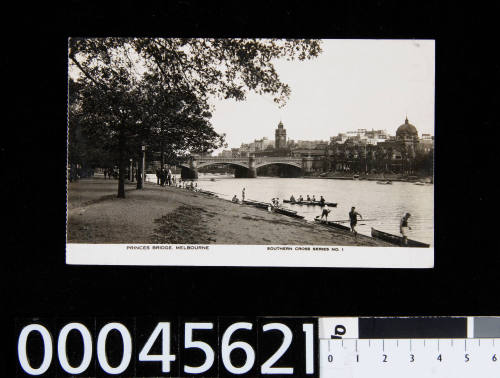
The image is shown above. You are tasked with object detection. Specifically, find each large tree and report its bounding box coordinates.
[69,38,322,197]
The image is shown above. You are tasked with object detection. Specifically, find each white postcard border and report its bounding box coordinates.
[66,244,434,268]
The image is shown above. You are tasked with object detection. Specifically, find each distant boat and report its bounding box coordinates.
[353,174,359,180]
[210,178,216,181]
[376,181,392,185]
[414,182,425,186]
[284,199,337,207]
[314,217,350,231]
[371,227,430,248]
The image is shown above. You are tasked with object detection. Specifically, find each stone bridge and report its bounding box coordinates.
[179,155,314,179]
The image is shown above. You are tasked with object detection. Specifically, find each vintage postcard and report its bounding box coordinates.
[67,38,434,267]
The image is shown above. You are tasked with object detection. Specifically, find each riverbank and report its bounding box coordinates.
[67,178,392,246]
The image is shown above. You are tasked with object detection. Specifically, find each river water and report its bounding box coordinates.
[147,173,434,245]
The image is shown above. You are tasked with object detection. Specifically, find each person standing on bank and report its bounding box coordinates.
[167,167,173,186]
[242,188,245,202]
[349,207,363,236]
[160,169,166,187]
[400,213,412,246]
[320,204,330,221]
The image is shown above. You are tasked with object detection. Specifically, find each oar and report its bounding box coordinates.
[332,219,377,223]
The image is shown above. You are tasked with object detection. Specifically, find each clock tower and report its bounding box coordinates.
[275,121,287,150]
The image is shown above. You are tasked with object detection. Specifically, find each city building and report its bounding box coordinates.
[417,133,434,153]
[326,116,433,175]
[331,129,389,145]
[212,115,433,176]
[218,149,233,158]
[254,136,275,151]
[396,116,419,144]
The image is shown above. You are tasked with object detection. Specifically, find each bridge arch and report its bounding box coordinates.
[255,161,303,178]
[180,161,253,179]
[255,161,303,169]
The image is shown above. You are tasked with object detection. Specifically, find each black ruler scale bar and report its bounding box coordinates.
[358,317,468,339]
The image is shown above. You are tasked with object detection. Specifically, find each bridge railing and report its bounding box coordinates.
[254,157,302,162]
[196,157,247,162]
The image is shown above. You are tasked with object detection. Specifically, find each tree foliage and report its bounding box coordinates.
[68,38,322,197]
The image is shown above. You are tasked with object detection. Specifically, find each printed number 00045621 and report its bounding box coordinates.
[17,320,317,377]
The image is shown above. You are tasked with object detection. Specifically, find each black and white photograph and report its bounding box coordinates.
[67,38,434,267]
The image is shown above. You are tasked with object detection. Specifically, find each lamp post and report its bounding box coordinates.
[129,158,133,182]
[141,145,146,186]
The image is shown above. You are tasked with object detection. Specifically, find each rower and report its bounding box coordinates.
[312,195,316,202]
[319,196,325,206]
[400,213,412,246]
[290,194,296,202]
[320,204,330,221]
[349,206,363,237]
[298,195,303,203]
[307,194,311,201]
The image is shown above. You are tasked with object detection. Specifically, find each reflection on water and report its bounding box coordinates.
[147,173,434,245]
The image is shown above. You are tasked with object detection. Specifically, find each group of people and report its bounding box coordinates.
[228,187,414,246]
[289,194,325,204]
[231,188,246,204]
[156,168,175,187]
[320,205,363,236]
[103,167,117,179]
[271,198,282,208]
[178,180,196,190]
[319,205,413,245]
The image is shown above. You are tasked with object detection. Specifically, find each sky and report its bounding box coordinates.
[209,39,435,151]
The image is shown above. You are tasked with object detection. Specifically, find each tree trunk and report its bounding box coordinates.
[136,158,143,189]
[117,129,126,198]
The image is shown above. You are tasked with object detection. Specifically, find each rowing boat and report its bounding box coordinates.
[371,227,430,248]
[274,208,304,219]
[243,200,269,209]
[314,217,350,231]
[376,181,392,185]
[198,189,218,197]
[283,200,337,207]
[243,200,304,219]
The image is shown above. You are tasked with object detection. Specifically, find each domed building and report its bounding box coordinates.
[396,116,419,142]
